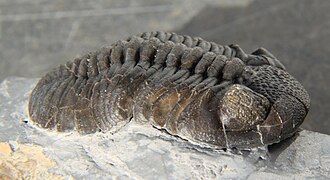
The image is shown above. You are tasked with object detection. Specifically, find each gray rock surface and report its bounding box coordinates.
[0,77,329,179]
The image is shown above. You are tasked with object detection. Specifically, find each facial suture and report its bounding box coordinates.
[28,31,310,149]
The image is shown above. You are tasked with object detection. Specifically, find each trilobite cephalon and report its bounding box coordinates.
[28,31,310,148]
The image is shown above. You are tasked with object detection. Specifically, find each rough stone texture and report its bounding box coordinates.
[0,142,63,179]
[0,77,329,179]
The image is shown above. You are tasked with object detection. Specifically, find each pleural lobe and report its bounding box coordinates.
[28,31,310,149]
[28,31,244,133]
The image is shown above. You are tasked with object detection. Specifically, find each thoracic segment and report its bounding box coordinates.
[28,31,310,148]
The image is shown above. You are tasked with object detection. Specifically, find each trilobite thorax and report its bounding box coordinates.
[28,31,310,148]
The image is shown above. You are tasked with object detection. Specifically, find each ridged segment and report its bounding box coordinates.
[28,31,310,149]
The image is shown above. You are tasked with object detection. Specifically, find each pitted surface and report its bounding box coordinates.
[28,31,310,148]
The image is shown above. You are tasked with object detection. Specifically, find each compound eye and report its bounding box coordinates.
[219,84,270,131]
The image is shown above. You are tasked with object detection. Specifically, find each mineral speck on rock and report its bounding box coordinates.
[0,142,64,179]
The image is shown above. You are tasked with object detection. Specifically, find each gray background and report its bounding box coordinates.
[0,0,329,134]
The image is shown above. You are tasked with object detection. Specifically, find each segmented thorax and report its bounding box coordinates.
[28,31,310,148]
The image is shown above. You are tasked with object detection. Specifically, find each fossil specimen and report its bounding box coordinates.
[28,31,310,148]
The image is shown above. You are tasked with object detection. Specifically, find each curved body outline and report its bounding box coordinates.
[28,31,310,148]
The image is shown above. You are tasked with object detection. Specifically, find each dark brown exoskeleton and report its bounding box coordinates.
[28,31,310,148]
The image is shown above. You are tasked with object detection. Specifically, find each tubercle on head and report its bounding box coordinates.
[27,31,311,149]
[240,65,310,112]
[237,65,310,141]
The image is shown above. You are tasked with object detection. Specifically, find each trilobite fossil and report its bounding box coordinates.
[28,31,310,148]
